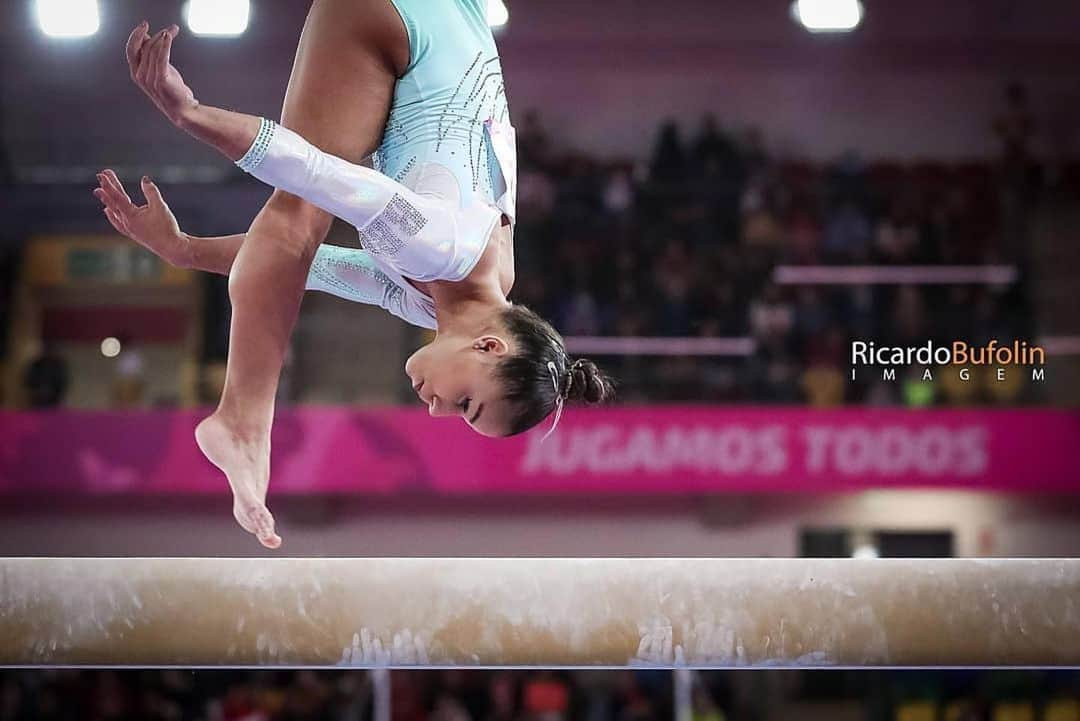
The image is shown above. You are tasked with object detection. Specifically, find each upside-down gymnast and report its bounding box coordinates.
[94,1,612,548]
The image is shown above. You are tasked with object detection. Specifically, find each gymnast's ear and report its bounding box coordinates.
[471,335,510,356]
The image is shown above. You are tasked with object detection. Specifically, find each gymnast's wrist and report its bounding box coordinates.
[171,99,203,132]
[176,232,198,271]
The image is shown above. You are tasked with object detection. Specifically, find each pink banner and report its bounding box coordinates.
[1,407,1078,495]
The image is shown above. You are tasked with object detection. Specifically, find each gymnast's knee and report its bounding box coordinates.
[250,190,334,260]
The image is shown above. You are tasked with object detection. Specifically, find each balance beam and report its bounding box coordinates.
[2,558,1078,667]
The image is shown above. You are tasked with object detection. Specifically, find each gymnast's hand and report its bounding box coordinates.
[126,22,198,127]
[93,169,191,268]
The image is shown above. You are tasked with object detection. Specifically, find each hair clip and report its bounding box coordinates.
[541,361,564,442]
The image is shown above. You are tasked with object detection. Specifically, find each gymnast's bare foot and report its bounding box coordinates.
[195,412,281,549]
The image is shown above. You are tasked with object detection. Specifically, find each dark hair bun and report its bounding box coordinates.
[565,359,614,405]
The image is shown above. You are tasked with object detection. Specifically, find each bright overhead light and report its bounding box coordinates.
[792,0,863,33]
[36,0,100,38]
[487,0,509,28]
[184,0,250,37]
[101,337,121,358]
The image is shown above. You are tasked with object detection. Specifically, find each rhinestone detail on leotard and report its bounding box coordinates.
[235,117,276,173]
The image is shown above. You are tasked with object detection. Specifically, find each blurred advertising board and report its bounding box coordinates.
[2,407,1077,495]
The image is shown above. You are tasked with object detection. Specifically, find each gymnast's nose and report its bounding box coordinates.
[428,395,455,418]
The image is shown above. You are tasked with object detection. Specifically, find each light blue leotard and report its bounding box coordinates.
[299,0,516,329]
[378,0,512,210]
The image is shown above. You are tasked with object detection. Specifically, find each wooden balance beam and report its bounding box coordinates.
[2,558,1078,667]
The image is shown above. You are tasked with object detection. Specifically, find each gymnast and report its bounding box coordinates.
[94,1,611,548]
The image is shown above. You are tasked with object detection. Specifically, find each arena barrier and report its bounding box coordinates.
[2,408,1078,494]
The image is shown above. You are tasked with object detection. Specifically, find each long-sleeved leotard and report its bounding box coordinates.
[305,243,436,329]
[240,118,513,330]
[245,0,517,332]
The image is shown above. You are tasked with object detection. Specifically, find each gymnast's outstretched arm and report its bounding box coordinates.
[92,169,241,274]
[125,25,431,234]
[92,170,420,317]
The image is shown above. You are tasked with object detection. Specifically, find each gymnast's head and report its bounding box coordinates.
[404,304,614,437]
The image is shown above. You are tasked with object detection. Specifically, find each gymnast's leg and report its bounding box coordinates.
[195,0,409,548]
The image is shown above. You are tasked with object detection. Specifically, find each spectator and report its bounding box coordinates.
[692,114,744,187]
[216,682,267,721]
[603,164,636,218]
[280,671,331,721]
[939,364,981,406]
[748,284,794,346]
[822,201,872,263]
[740,182,785,255]
[889,286,927,347]
[969,289,1013,347]
[864,378,901,406]
[92,670,135,721]
[518,109,552,171]
[826,149,869,210]
[112,335,147,409]
[901,366,936,407]
[691,684,727,721]
[993,82,1035,174]
[800,327,847,407]
[522,672,570,721]
[691,281,746,338]
[559,286,604,336]
[390,672,427,721]
[22,340,68,408]
[740,126,769,181]
[484,673,518,721]
[649,120,686,185]
[874,197,921,263]
[843,285,878,340]
[518,167,557,218]
[792,287,830,354]
[328,673,371,721]
[937,286,975,343]
[994,83,1038,263]
[786,205,821,264]
[653,238,695,336]
[750,348,802,404]
[430,694,473,721]
[1,679,21,721]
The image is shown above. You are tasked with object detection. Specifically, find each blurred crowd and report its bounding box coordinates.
[0,670,676,721]
[3,669,1079,721]
[508,84,1049,406]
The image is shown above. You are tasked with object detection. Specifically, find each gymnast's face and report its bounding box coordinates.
[405,334,513,437]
